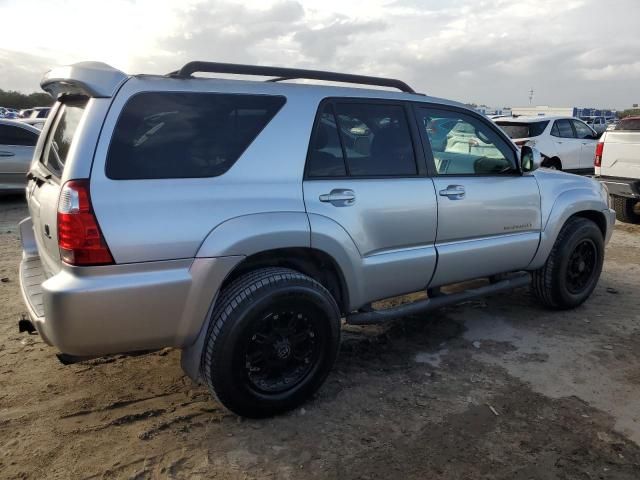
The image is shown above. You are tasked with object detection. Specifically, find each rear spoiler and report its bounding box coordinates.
[41,62,128,99]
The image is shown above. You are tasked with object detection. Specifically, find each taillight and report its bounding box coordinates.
[57,180,114,266]
[594,141,604,167]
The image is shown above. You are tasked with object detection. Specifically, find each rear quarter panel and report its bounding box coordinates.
[89,78,319,263]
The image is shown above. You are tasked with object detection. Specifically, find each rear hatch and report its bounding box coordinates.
[26,97,89,277]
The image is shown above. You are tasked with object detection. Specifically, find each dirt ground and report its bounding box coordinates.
[1,196,640,480]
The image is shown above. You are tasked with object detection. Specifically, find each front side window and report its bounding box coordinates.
[106,92,285,180]
[419,108,516,175]
[572,120,595,139]
[0,124,38,146]
[553,119,575,138]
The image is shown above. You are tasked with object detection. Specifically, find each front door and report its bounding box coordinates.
[415,106,541,287]
[303,100,438,306]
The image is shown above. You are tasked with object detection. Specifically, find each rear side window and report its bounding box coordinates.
[306,101,417,177]
[616,118,640,131]
[106,92,285,180]
[0,124,38,146]
[42,98,88,177]
[552,119,575,138]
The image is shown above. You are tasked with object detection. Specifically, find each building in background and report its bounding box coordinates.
[511,105,616,119]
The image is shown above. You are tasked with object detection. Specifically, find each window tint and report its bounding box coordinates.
[572,120,594,139]
[43,99,87,176]
[553,119,575,138]
[306,104,347,177]
[0,124,38,146]
[106,92,285,180]
[333,103,416,176]
[496,121,548,139]
[419,108,516,175]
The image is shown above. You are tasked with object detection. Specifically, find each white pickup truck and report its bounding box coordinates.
[595,116,640,224]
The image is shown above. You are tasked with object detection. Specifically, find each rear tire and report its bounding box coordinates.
[611,195,640,224]
[201,268,341,418]
[531,217,604,309]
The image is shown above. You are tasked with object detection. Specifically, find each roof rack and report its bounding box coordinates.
[167,61,417,93]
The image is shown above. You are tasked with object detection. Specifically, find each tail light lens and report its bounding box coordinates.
[594,141,604,167]
[57,180,114,266]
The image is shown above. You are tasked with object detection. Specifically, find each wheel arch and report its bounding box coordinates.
[528,188,609,270]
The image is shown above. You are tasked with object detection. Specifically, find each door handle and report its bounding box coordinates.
[319,189,356,206]
[439,185,465,200]
[0,151,15,157]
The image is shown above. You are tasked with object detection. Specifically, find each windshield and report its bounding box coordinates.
[496,121,549,139]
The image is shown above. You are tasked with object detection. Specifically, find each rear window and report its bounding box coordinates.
[496,121,549,139]
[42,98,88,177]
[106,92,286,180]
[615,118,640,131]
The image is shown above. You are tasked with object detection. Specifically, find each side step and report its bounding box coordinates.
[346,272,531,326]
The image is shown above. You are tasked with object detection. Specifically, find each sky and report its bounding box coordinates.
[0,0,639,108]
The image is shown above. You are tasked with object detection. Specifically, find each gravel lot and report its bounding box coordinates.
[1,196,639,479]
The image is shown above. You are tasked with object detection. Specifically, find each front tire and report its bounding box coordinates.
[201,268,341,418]
[531,217,604,309]
[611,195,640,224]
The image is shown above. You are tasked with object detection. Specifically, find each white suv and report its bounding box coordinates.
[496,116,598,174]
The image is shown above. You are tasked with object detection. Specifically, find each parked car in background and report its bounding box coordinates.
[18,109,33,119]
[596,116,640,223]
[583,116,607,135]
[19,118,46,130]
[495,116,598,174]
[18,61,614,418]
[0,119,39,193]
[29,107,51,119]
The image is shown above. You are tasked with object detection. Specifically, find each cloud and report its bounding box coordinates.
[0,49,55,92]
[1,0,639,109]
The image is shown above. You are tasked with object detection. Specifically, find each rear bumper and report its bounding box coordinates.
[597,176,640,199]
[18,217,242,356]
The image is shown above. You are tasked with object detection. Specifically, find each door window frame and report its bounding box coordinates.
[303,97,428,180]
[411,103,521,177]
[551,119,577,139]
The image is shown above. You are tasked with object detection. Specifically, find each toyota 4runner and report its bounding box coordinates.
[19,61,615,417]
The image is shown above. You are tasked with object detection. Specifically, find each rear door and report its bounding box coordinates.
[415,105,541,287]
[550,119,580,170]
[303,99,439,303]
[0,123,38,191]
[571,119,598,171]
[27,97,88,276]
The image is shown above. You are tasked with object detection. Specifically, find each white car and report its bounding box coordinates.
[495,116,598,174]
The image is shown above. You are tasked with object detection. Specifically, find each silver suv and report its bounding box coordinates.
[19,61,615,417]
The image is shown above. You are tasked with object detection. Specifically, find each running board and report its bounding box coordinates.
[346,272,531,326]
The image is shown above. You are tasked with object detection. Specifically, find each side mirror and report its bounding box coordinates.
[520,145,542,172]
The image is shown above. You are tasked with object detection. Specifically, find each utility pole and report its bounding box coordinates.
[529,88,534,105]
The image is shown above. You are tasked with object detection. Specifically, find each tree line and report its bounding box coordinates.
[0,89,53,109]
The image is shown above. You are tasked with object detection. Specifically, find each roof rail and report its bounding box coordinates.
[167,61,417,94]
